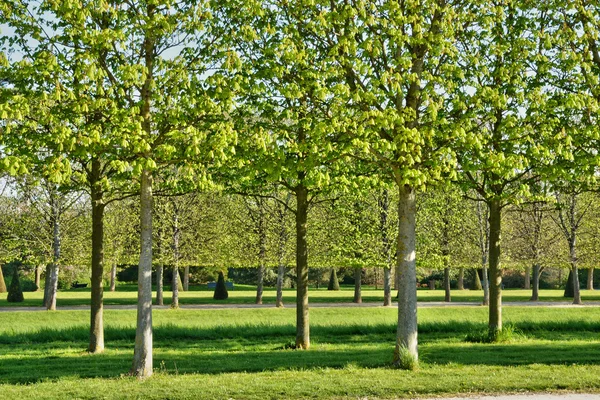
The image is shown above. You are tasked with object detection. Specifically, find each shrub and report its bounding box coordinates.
[213,271,229,300]
[0,265,7,293]
[7,267,24,303]
[327,268,340,291]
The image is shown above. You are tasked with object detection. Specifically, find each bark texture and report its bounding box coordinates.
[88,165,105,353]
[256,205,266,304]
[488,199,502,336]
[171,266,180,308]
[171,202,181,309]
[183,266,189,291]
[530,264,540,301]
[443,267,451,303]
[155,263,164,306]
[34,265,41,291]
[276,264,285,308]
[569,241,582,305]
[457,268,464,290]
[131,169,153,378]
[394,184,418,364]
[131,27,155,376]
[383,267,392,306]
[295,185,310,349]
[379,190,392,306]
[46,193,61,311]
[110,264,116,292]
[353,267,362,303]
[588,268,594,291]
[275,197,289,308]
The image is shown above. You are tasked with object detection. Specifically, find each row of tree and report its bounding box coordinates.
[2,0,600,375]
[3,181,599,298]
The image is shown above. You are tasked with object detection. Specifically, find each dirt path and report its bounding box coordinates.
[1,301,599,312]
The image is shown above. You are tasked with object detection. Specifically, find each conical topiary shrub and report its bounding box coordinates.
[328,268,340,291]
[0,265,6,293]
[213,271,229,300]
[7,267,24,303]
[564,270,574,298]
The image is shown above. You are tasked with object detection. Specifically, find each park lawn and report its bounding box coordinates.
[1,285,598,307]
[1,307,600,399]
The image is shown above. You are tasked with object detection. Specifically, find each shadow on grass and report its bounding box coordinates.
[0,345,393,385]
[2,319,600,385]
[421,341,600,366]
[4,319,600,345]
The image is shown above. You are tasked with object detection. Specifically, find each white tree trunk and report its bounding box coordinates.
[131,169,153,378]
[394,184,418,365]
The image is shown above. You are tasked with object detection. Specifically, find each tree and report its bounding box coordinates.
[12,0,243,377]
[551,190,597,304]
[504,193,559,301]
[240,196,269,304]
[0,266,6,293]
[327,268,340,291]
[229,0,363,350]
[7,263,23,303]
[12,179,83,311]
[213,271,229,300]
[318,0,469,365]
[455,2,562,338]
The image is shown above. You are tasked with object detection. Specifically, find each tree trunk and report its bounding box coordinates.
[88,170,105,353]
[572,264,582,304]
[256,208,266,305]
[183,266,189,291]
[383,266,392,306]
[353,267,362,303]
[570,241,582,305]
[34,265,41,291]
[295,185,310,349]
[487,199,502,337]
[524,266,531,289]
[43,265,50,305]
[155,263,163,306]
[0,265,6,293]
[275,197,289,308]
[530,264,540,301]
[46,195,61,311]
[564,269,574,298]
[457,268,464,290]
[587,267,594,291]
[444,267,451,302]
[171,207,181,309]
[256,264,265,305]
[482,266,490,306]
[131,168,153,378]
[276,264,285,308]
[110,264,117,292]
[171,266,179,309]
[394,184,418,365]
[131,18,155,377]
[379,189,392,306]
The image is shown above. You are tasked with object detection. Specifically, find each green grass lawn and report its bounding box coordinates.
[1,306,600,399]
[1,284,597,307]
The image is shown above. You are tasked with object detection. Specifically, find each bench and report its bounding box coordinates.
[207,281,234,289]
[71,282,88,289]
